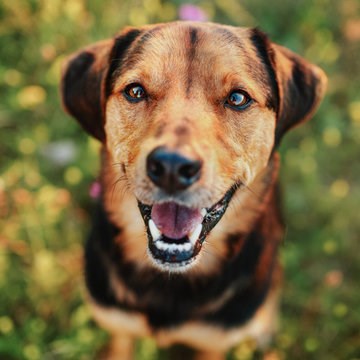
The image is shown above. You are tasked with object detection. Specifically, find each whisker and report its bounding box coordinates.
[110,176,128,203]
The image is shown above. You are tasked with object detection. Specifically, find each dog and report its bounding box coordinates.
[61,21,326,359]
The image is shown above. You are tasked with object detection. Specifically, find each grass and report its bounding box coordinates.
[0,0,359,359]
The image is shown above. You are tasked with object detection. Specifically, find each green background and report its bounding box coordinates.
[0,0,359,359]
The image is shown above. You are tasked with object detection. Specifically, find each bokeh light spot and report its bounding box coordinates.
[64,0,85,20]
[25,171,41,187]
[17,85,46,109]
[71,305,91,327]
[330,179,350,198]
[324,269,343,288]
[12,188,32,205]
[18,138,36,155]
[348,101,360,125]
[304,337,319,352]
[323,127,342,147]
[41,44,56,61]
[4,69,22,86]
[233,338,257,359]
[129,8,148,26]
[64,166,83,185]
[0,316,14,334]
[23,344,41,360]
[323,239,338,255]
[333,303,348,317]
[263,350,284,360]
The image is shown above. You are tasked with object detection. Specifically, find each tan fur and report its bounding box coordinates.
[89,284,280,355]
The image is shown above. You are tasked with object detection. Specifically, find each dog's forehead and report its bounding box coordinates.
[124,23,253,68]
[112,22,276,108]
[120,23,264,78]
[139,22,248,53]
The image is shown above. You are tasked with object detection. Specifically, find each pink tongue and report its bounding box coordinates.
[151,202,203,240]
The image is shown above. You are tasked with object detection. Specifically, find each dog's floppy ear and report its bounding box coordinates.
[272,43,327,143]
[61,28,142,142]
[251,29,327,145]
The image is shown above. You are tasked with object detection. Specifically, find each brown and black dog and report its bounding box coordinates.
[61,22,326,359]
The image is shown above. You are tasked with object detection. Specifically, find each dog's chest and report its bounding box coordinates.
[84,199,281,349]
[89,288,279,351]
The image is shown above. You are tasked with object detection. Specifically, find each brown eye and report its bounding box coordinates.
[226,90,252,110]
[124,83,147,102]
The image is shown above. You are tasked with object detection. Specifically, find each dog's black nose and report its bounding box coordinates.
[146,147,202,193]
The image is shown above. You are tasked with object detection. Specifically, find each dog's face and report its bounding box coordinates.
[62,22,326,272]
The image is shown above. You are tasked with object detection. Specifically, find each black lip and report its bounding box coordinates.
[138,183,240,266]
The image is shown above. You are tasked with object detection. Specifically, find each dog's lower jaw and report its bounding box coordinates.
[137,183,240,272]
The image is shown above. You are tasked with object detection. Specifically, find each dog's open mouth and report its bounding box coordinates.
[138,185,238,269]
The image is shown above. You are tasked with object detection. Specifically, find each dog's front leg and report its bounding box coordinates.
[194,350,225,360]
[100,333,134,360]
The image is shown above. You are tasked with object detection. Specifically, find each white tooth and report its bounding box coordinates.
[201,208,207,217]
[183,242,192,252]
[156,241,166,250]
[189,223,202,244]
[149,219,162,241]
[169,243,178,253]
[177,244,185,252]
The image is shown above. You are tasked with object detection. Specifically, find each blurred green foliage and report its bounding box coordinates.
[0,0,359,359]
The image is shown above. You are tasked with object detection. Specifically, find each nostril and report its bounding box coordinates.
[148,159,165,178]
[178,161,202,181]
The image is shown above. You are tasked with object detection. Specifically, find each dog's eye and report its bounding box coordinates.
[226,90,252,110]
[124,83,147,102]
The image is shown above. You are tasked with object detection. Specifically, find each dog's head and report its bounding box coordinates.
[61,22,326,272]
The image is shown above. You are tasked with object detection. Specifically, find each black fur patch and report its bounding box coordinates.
[63,51,105,141]
[186,26,199,96]
[204,230,274,326]
[84,202,120,306]
[275,55,318,143]
[105,29,143,98]
[189,27,198,46]
[250,28,279,113]
[118,26,164,71]
[290,59,317,119]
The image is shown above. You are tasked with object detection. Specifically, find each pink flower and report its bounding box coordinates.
[89,181,101,199]
[178,4,208,22]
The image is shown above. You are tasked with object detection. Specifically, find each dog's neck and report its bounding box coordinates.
[99,148,281,275]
